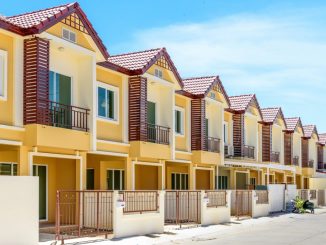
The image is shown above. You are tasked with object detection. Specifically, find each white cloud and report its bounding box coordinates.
[117,9,326,131]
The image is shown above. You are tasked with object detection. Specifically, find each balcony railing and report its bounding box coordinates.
[308,160,314,168]
[318,162,326,170]
[293,156,299,166]
[207,137,220,153]
[244,145,255,159]
[146,123,170,145]
[37,99,89,132]
[271,151,280,163]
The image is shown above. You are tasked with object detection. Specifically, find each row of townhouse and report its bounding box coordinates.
[0,3,325,223]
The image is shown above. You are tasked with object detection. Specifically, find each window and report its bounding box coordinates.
[86,169,95,190]
[250,177,256,186]
[62,28,77,43]
[107,169,124,190]
[0,50,7,100]
[218,176,228,189]
[223,123,228,144]
[154,68,163,79]
[97,83,118,121]
[175,107,184,135]
[0,163,17,176]
[49,71,72,104]
[171,173,188,190]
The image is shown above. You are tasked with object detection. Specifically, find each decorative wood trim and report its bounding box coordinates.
[191,99,206,151]
[262,124,272,162]
[301,138,309,167]
[232,113,244,157]
[284,132,292,165]
[23,37,49,126]
[128,76,147,141]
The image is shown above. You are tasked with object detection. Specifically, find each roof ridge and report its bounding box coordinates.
[7,2,75,19]
[109,48,163,58]
[183,75,217,81]
[229,94,255,98]
[261,107,280,110]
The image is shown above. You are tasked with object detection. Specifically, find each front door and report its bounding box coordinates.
[86,169,95,190]
[33,165,47,220]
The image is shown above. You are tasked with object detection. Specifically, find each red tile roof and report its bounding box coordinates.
[0,2,109,59]
[261,107,285,125]
[6,3,74,29]
[100,48,183,87]
[319,134,326,145]
[285,117,302,132]
[179,76,230,106]
[228,94,262,118]
[303,125,318,139]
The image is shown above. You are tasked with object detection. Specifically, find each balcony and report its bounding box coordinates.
[293,156,299,166]
[244,145,255,159]
[271,151,280,163]
[35,99,89,132]
[206,137,221,153]
[146,123,170,145]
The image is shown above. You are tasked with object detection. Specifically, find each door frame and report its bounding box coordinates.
[106,168,125,190]
[33,164,49,222]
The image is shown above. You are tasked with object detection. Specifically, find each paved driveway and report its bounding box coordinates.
[163,211,326,245]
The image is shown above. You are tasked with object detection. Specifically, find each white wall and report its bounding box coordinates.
[252,191,270,218]
[0,176,38,245]
[293,132,302,165]
[285,184,297,203]
[268,184,285,212]
[201,191,231,226]
[113,191,164,238]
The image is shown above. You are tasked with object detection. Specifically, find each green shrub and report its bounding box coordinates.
[294,196,305,214]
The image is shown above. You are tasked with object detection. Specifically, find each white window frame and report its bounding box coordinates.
[0,162,17,176]
[175,106,185,136]
[49,70,73,104]
[223,122,228,144]
[154,68,163,79]
[62,27,77,43]
[96,81,119,124]
[0,50,8,101]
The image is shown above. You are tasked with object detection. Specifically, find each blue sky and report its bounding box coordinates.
[2,1,326,132]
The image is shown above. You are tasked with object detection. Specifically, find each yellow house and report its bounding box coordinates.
[284,117,304,188]
[317,134,326,172]
[0,3,110,223]
[97,47,184,191]
[174,76,230,190]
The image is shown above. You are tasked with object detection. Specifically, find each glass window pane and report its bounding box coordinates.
[181,174,185,190]
[185,174,189,190]
[121,171,125,190]
[107,170,113,190]
[98,87,106,117]
[0,164,11,176]
[49,71,55,101]
[114,170,120,190]
[175,111,181,133]
[171,173,175,190]
[107,90,114,119]
[13,164,17,176]
[87,169,95,190]
[176,174,180,190]
[58,74,71,105]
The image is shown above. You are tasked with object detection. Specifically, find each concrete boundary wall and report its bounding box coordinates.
[113,191,165,238]
[252,191,270,218]
[201,190,231,226]
[268,184,285,212]
[0,176,38,245]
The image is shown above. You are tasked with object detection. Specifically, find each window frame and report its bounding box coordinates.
[62,27,77,43]
[0,162,18,176]
[218,175,228,190]
[171,172,189,190]
[154,68,163,79]
[0,49,8,101]
[106,169,125,190]
[223,122,228,144]
[96,81,119,124]
[175,106,185,136]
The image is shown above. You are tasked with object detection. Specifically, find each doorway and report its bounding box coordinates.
[33,165,47,221]
[236,172,248,190]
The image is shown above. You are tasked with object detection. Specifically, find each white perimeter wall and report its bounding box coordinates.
[113,191,165,238]
[252,191,270,218]
[268,184,285,212]
[201,191,231,226]
[0,176,38,245]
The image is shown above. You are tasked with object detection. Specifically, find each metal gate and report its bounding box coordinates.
[231,190,252,218]
[165,191,201,225]
[55,190,113,243]
[318,190,325,206]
